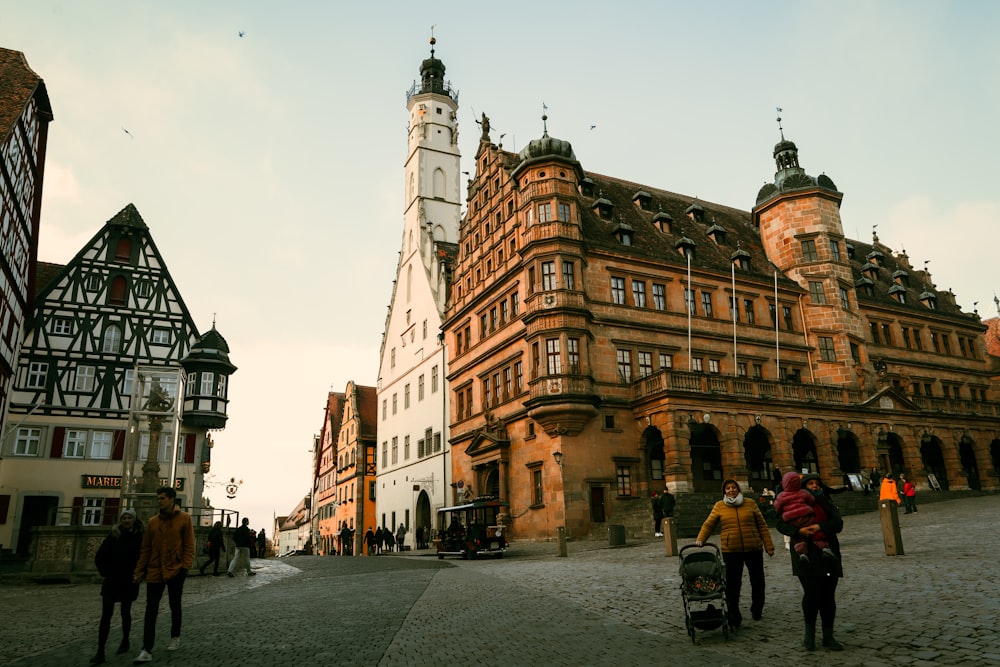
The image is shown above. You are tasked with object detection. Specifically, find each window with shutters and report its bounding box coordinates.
[91,431,113,459]
[14,428,41,456]
[64,430,87,458]
[82,498,104,526]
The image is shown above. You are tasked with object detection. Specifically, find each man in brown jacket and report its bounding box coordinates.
[132,486,194,663]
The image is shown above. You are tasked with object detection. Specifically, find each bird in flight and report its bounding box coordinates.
[238,30,245,38]
[122,127,134,139]
[589,125,597,130]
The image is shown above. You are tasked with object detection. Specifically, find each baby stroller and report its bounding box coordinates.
[678,543,729,642]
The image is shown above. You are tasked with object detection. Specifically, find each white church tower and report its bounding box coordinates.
[375,36,460,542]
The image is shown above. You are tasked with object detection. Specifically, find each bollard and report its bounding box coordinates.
[879,500,904,556]
[663,517,679,557]
[557,526,568,557]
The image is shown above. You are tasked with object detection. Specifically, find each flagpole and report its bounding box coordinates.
[774,270,781,379]
[687,251,692,370]
[732,262,738,376]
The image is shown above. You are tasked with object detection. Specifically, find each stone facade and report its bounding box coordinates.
[443,121,1000,542]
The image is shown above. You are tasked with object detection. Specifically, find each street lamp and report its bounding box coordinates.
[553,450,567,557]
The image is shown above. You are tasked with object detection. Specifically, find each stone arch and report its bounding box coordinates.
[919,435,948,490]
[792,429,820,475]
[483,468,500,498]
[742,425,773,491]
[642,426,666,486]
[991,439,1000,474]
[959,436,981,491]
[415,489,431,535]
[689,421,723,492]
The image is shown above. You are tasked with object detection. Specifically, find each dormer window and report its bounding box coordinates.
[861,263,879,279]
[632,190,652,211]
[731,243,751,271]
[592,194,614,220]
[652,210,673,234]
[580,177,595,197]
[685,202,705,223]
[866,249,885,267]
[892,270,909,287]
[612,220,633,246]
[846,243,856,260]
[888,284,907,304]
[855,277,875,297]
[920,290,937,310]
[676,236,696,259]
[706,222,726,245]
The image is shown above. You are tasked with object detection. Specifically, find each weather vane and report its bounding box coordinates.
[776,107,784,140]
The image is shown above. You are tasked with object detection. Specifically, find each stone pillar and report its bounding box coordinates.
[664,414,692,493]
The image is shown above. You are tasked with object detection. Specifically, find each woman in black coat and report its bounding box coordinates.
[775,473,845,652]
[92,508,144,664]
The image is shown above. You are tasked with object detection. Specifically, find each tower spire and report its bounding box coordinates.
[776,106,785,141]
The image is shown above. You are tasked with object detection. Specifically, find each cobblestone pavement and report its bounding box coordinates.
[1,495,997,666]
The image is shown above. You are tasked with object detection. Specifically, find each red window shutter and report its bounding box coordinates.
[109,276,126,305]
[0,495,10,525]
[71,496,83,525]
[104,497,120,525]
[112,430,126,460]
[51,427,65,458]
[115,237,131,261]
[184,434,196,463]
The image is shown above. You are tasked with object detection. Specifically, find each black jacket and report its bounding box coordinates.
[95,523,143,601]
[659,492,676,518]
[776,491,844,578]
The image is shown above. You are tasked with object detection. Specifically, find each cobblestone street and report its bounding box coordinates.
[1,494,997,666]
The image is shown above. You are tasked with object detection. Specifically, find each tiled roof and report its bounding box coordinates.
[355,384,378,438]
[34,261,64,299]
[0,48,51,142]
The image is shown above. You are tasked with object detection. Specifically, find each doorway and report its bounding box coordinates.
[689,425,723,492]
[17,496,59,556]
[589,486,606,523]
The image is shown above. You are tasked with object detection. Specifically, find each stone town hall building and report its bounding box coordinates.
[428,49,1000,541]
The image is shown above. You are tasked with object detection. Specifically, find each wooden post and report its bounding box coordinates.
[663,517,679,556]
[879,500,904,556]
[557,526,568,557]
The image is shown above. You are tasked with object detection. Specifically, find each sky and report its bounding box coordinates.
[3,1,999,528]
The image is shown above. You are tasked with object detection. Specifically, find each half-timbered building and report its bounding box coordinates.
[0,48,52,442]
[0,203,234,554]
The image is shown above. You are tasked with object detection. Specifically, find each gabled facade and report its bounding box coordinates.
[444,115,1000,541]
[375,39,459,537]
[0,203,233,554]
[0,48,52,440]
[313,390,345,555]
[331,380,377,555]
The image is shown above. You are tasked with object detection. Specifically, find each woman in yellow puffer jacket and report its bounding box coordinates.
[694,478,775,630]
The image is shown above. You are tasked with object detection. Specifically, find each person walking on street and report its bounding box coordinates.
[660,485,676,520]
[91,508,143,664]
[199,521,225,576]
[651,491,664,537]
[132,487,194,663]
[256,528,268,558]
[364,527,377,556]
[879,473,900,507]
[227,517,255,577]
[776,473,845,651]
[900,475,918,513]
[396,523,407,551]
[694,479,775,630]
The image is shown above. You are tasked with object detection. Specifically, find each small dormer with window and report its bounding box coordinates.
[652,209,673,234]
[866,249,885,267]
[612,219,633,246]
[676,236,696,259]
[892,270,909,287]
[846,243,856,260]
[861,262,879,280]
[632,190,652,211]
[685,201,705,223]
[580,177,595,197]
[731,242,751,271]
[181,326,238,429]
[706,220,726,245]
[888,284,907,304]
[856,277,875,297]
[920,290,937,310]
[592,193,613,220]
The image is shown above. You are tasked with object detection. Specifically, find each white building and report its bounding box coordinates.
[375,38,460,539]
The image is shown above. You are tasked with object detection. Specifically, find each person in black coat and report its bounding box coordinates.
[92,508,144,664]
[199,521,225,576]
[776,473,845,652]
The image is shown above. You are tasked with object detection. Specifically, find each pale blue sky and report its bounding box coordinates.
[3,1,998,525]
